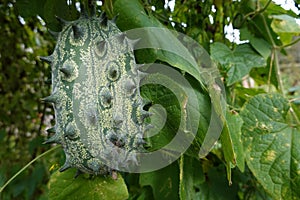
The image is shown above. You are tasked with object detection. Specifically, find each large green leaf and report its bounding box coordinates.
[114,0,203,85]
[140,83,181,152]
[48,169,128,200]
[139,66,202,165]
[211,42,266,85]
[239,27,271,60]
[198,165,239,200]
[179,155,205,200]
[220,110,245,183]
[16,0,79,31]
[15,0,46,18]
[139,162,179,200]
[240,93,300,199]
[115,0,226,159]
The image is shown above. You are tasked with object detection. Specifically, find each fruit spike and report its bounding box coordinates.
[79,3,89,19]
[100,12,108,27]
[141,98,152,108]
[111,15,119,23]
[60,65,73,77]
[40,55,54,64]
[59,159,72,172]
[136,136,146,146]
[117,33,126,43]
[48,29,59,39]
[141,110,152,121]
[72,25,83,40]
[74,169,83,178]
[135,63,145,70]
[95,40,107,57]
[113,114,123,126]
[43,133,60,144]
[145,124,154,131]
[128,38,140,49]
[41,93,58,104]
[55,15,69,27]
[65,123,76,138]
[46,127,56,133]
[137,70,149,80]
[124,79,136,95]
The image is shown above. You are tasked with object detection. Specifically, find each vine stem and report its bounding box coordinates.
[259,6,300,125]
[273,49,285,96]
[244,0,272,20]
[261,13,285,95]
[0,145,61,193]
[281,37,300,49]
[267,49,275,92]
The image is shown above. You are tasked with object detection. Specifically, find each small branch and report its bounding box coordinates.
[267,50,275,92]
[260,13,286,95]
[244,0,272,20]
[0,145,61,194]
[274,49,285,95]
[280,37,300,49]
[261,13,275,46]
[289,97,300,103]
[290,107,300,126]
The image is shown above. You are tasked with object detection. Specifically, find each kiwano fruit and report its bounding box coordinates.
[41,11,150,176]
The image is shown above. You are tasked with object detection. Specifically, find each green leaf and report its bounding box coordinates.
[198,165,239,200]
[220,110,245,183]
[270,15,300,45]
[211,42,266,85]
[140,67,200,159]
[240,27,272,60]
[240,93,300,199]
[260,0,299,18]
[141,84,181,152]
[16,0,46,18]
[43,0,79,31]
[16,0,79,31]
[249,37,272,60]
[139,162,179,200]
[225,112,244,172]
[179,155,205,200]
[271,15,300,34]
[114,0,202,85]
[48,169,129,200]
[234,86,267,103]
[115,0,226,159]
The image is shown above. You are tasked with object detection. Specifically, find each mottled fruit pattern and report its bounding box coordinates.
[41,12,149,175]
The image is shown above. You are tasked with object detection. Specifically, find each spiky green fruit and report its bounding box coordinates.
[42,12,150,175]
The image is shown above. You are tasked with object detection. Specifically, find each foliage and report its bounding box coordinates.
[1,0,300,199]
[0,1,61,199]
[49,169,128,200]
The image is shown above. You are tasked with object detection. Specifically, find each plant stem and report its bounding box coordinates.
[244,0,272,20]
[290,107,300,125]
[261,13,285,95]
[0,145,61,193]
[267,50,275,92]
[281,37,300,49]
[273,49,285,96]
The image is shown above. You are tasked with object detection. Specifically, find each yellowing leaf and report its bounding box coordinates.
[271,15,300,34]
[240,93,300,199]
[271,15,300,45]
